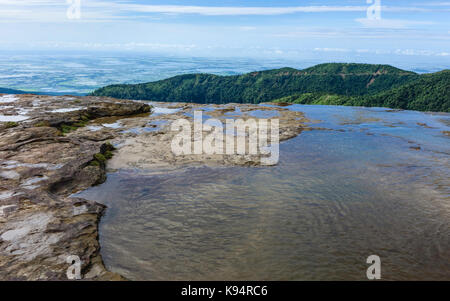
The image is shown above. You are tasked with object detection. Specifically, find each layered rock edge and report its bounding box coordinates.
[0,94,150,280]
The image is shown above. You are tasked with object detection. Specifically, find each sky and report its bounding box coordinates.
[0,0,449,64]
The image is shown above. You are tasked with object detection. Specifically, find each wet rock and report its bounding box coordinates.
[0,94,150,280]
[107,102,308,169]
[416,122,435,129]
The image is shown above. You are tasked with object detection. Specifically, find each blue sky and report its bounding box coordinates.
[0,0,449,63]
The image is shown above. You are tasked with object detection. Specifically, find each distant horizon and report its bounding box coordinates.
[1,1,449,61]
[1,48,449,71]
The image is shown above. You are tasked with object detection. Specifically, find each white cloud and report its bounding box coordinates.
[314,48,350,53]
[1,41,199,52]
[0,1,369,17]
[393,49,450,56]
[0,2,368,22]
[313,47,450,57]
[418,2,450,6]
[0,1,447,22]
[0,0,59,4]
[395,49,435,56]
[356,18,434,29]
[115,5,367,16]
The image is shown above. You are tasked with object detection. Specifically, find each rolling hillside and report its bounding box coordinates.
[90,63,448,112]
[91,63,419,104]
[273,70,449,112]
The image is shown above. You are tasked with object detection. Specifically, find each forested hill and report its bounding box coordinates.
[90,63,419,104]
[362,70,450,112]
[272,70,450,112]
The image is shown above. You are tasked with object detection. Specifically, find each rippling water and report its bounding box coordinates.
[77,105,450,280]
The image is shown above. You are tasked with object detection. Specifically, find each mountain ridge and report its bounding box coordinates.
[90,63,421,105]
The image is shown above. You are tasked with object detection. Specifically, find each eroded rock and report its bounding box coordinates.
[0,94,150,280]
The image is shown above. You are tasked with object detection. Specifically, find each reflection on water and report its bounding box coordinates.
[77,105,450,280]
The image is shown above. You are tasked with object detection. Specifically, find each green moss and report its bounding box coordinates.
[60,124,78,134]
[59,119,89,134]
[5,121,18,128]
[73,120,88,128]
[104,142,116,151]
[89,153,106,167]
[89,160,101,167]
[94,153,106,162]
[88,142,116,167]
[104,150,113,159]
[80,113,90,121]
[34,121,51,127]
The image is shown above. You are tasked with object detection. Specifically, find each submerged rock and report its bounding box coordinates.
[0,94,307,281]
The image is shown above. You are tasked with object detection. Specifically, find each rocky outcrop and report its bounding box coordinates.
[105,102,308,169]
[0,94,150,280]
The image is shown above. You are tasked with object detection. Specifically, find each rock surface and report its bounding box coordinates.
[104,102,308,169]
[0,94,150,280]
[0,94,307,280]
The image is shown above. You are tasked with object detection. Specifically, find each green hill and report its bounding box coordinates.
[363,70,450,112]
[91,63,419,104]
[273,70,450,112]
[90,63,449,112]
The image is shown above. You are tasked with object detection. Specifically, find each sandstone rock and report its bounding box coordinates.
[0,94,150,280]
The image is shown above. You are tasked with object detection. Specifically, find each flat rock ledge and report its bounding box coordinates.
[0,94,150,280]
[0,94,308,280]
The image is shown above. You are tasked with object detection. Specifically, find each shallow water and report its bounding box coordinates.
[152,107,181,115]
[50,107,83,113]
[0,95,18,103]
[77,105,450,280]
[0,115,29,122]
